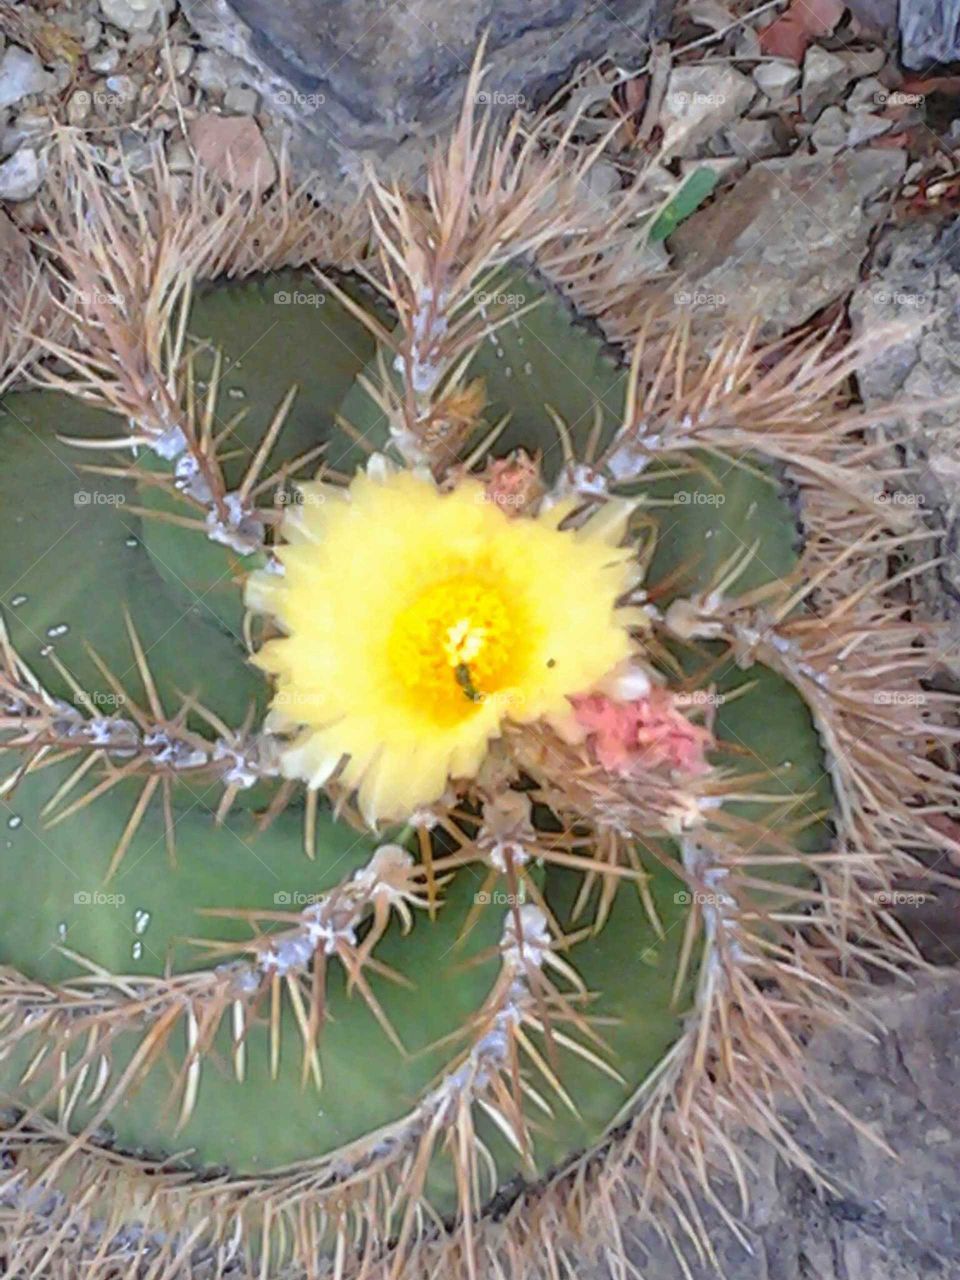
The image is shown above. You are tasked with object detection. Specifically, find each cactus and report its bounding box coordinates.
[0,83,955,1280]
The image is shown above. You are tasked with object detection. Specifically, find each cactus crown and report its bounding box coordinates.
[0,67,954,1280]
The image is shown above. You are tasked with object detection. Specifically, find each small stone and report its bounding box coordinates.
[660,64,756,158]
[810,105,849,153]
[581,159,621,199]
[191,50,248,94]
[170,45,194,77]
[166,138,193,172]
[82,17,103,50]
[0,108,51,154]
[105,74,137,105]
[847,75,886,112]
[723,116,781,159]
[98,0,169,35]
[679,155,744,181]
[117,130,155,174]
[67,91,92,125]
[801,45,855,119]
[753,58,801,103]
[88,46,120,74]
[223,85,260,116]
[0,148,41,201]
[0,46,52,110]
[925,1125,951,1145]
[846,110,893,146]
[187,113,277,194]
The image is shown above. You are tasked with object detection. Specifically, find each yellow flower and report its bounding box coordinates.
[247,465,639,824]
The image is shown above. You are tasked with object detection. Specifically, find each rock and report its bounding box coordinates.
[846,109,893,145]
[82,17,103,50]
[0,148,41,201]
[660,64,755,158]
[179,0,672,191]
[679,155,744,182]
[580,160,621,199]
[846,75,885,111]
[753,58,801,103]
[851,218,960,671]
[223,85,260,115]
[0,46,52,111]
[191,50,249,94]
[722,116,781,159]
[187,113,277,193]
[0,110,51,156]
[166,138,194,173]
[99,0,169,34]
[104,75,138,105]
[67,91,93,126]
[88,46,121,74]
[810,105,849,153]
[669,148,907,344]
[170,46,195,77]
[801,44,855,119]
[900,0,960,69]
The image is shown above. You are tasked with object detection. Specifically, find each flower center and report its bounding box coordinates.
[388,575,521,724]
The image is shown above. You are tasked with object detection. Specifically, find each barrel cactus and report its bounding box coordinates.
[0,85,953,1280]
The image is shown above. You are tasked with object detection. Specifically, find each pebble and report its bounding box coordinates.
[753,59,801,103]
[801,45,854,120]
[660,64,756,159]
[191,50,249,94]
[0,148,41,201]
[723,117,781,160]
[809,105,849,154]
[166,138,193,172]
[99,0,168,35]
[223,85,260,116]
[0,109,51,154]
[188,113,277,194]
[846,111,893,146]
[88,46,121,75]
[170,45,195,77]
[82,17,103,50]
[847,76,886,113]
[0,46,52,111]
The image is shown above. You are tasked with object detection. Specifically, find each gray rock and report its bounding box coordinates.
[0,47,52,111]
[660,64,755,158]
[846,75,886,111]
[88,47,121,74]
[191,50,249,94]
[0,147,41,201]
[0,109,51,156]
[801,45,855,119]
[845,109,892,145]
[810,105,849,153]
[180,0,673,192]
[223,85,260,115]
[170,46,195,77]
[99,0,170,34]
[900,0,960,69]
[753,58,800,103]
[669,148,906,345]
[722,116,780,159]
[851,218,960,671]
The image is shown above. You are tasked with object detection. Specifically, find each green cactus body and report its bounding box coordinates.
[0,119,941,1280]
